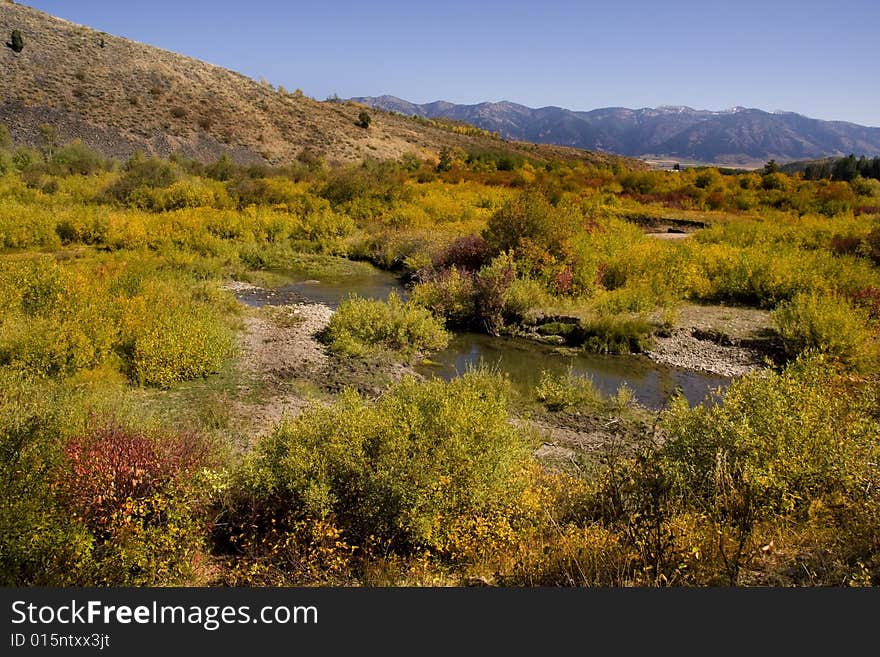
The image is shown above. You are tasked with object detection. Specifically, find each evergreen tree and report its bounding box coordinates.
[7,30,24,53]
[831,154,858,182]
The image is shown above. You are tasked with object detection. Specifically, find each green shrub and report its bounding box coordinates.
[483,189,581,267]
[0,260,117,376]
[410,267,476,327]
[662,356,880,584]
[128,178,233,211]
[0,256,235,386]
[48,140,110,176]
[105,154,178,204]
[126,291,233,388]
[0,151,12,176]
[578,315,654,355]
[0,198,62,249]
[325,292,449,357]
[504,276,548,322]
[535,369,603,411]
[474,252,516,334]
[411,255,541,331]
[773,292,878,372]
[11,147,39,171]
[0,374,90,585]
[235,373,533,551]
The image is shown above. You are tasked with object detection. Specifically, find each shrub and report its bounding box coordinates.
[0,260,117,376]
[60,425,208,535]
[0,151,12,176]
[412,254,543,331]
[128,178,233,211]
[11,147,40,171]
[501,523,632,586]
[356,111,371,129]
[0,374,92,585]
[504,276,547,322]
[662,355,880,582]
[234,373,533,552]
[229,176,311,208]
[57,424,214,585]
[319,162,406,207]
[410,267,476,327]
[0,257,235,386]
[772,292,878,372]
[578,315,654,355]
[433,234,490,271]
[0,372,217,586]
[105,154,178,204]
[324,292,449,357]
[474,251,516,334]
[127,298,233,387]
[204,153,235,181]
[483,189,577,261]
[48,140,109,176]
[535,369,603,411]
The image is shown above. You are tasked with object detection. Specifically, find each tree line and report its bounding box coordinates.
[801,154,880,182]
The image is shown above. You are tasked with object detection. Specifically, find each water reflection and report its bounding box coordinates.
[415,333,729,410]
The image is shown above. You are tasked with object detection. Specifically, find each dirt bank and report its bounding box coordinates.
[224,280,418,438]
[230,299,332,438]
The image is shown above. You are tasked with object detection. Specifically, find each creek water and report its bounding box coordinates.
[238,264,730,410]
[235,265,404,309]
[415,332,728,410]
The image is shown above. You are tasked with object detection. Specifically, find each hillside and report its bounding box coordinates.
[0,2,621,167]
[354,95,880,167]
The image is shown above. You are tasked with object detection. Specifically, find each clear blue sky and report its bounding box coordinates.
[21,0,880,126]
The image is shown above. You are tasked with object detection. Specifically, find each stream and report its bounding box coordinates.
[237,264,730,410]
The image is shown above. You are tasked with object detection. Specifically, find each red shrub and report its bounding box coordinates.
[849,287,880,320]
[60,425,208,533]
[553,267,574,295]
[662,190,697,209]
[829,234,861,256]
[433,234,490,272]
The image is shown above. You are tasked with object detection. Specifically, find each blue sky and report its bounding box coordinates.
[21,0,880,126]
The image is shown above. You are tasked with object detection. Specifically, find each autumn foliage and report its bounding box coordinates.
[59,425,208,534]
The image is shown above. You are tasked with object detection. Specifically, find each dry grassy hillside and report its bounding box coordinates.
[0,2,628,167]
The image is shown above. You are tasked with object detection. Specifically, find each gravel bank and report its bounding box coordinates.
[646,327,765,377]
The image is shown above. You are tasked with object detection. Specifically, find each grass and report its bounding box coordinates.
[261,305,307,328]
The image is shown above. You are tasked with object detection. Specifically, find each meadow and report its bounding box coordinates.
[1,131,878,586]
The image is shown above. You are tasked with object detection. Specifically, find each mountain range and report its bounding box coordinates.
[352,96,880,167]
